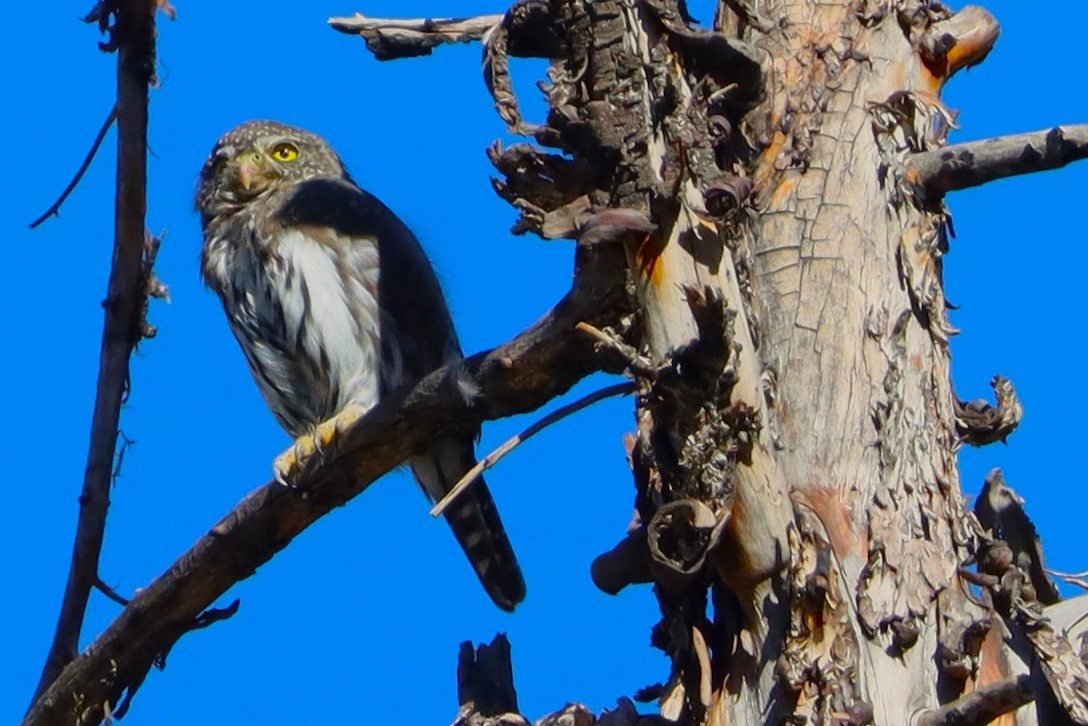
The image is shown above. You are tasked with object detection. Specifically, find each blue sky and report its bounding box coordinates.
[4,1,1086,723]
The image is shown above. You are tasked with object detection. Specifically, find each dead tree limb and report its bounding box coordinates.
[907,125,1088,201]
[31,0,157,707]
[329,1,560,61]
[916,675,1033,726]
[24,233,638,726]
[328,13,500,60]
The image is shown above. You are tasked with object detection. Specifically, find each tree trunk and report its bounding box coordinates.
[335,1,1088,724]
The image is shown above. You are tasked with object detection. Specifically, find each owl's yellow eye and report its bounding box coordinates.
[271,142,299,162]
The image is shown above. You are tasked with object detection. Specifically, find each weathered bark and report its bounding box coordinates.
[337,1,1088,724]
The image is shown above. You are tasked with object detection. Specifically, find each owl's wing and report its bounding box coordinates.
[277,177,460,389]
[276,177,526,612]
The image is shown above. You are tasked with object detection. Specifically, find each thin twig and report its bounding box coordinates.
[111,431,134,486]
[191,599,240,631]
[31,0,156,708]
[430,382,636,518]
[92,578,130,607]
[1048,568,1088,592]
[575,321,657,378]
[29,104,118,229]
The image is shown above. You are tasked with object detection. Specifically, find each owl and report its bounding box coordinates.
[195,120,525,611]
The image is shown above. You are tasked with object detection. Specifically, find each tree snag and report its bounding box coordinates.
[333,1,1088,724]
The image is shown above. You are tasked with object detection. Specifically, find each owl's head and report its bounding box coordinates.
[196,120,347,216]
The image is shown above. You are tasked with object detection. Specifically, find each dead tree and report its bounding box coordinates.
[330,2,1088,724]
[26,1,1088,725]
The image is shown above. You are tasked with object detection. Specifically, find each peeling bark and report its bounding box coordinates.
[329,1,1088,724]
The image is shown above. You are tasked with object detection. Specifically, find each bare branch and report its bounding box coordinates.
[576,322,658,379]
[329,1,560,61]
[328,13,501,60]
[907,125,1088,200]
[31,0,157,707]
[29,104,117,229]
[915,675,1032,726]
[1048,570,1088,592]
[24,238,633,726]
[431,381,635,517]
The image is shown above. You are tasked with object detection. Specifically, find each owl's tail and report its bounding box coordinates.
[411,438,526,612]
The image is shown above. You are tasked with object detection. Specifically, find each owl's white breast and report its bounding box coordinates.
[273,228,383,414]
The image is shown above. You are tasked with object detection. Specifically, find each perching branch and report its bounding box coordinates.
[915,675,1033,726]
[28,104,117,229]
[31,0,157,707]
[907,125,1088,200]
[24,225,642,726]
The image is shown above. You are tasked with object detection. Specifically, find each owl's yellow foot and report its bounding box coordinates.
[273,404,368,485]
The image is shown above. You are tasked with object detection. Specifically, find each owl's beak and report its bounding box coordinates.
[232,153,276,193]
[237,162,260,191]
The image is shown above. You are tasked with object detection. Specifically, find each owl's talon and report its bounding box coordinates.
[312,419,340,459]
[307,422,327,459]
[273,462,292,488]
[273,404,368,485]
[273,445,304,486]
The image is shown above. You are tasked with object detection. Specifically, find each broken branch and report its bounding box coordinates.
[907,125,1088,200]
[328,13,501,60]
[920,5,1000,83]
[954,375,1022,446]
[329,1,560,61]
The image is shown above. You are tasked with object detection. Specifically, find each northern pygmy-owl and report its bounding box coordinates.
[196,120,525,611]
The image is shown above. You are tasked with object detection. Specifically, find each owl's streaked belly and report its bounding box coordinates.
[204,226,386,437]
